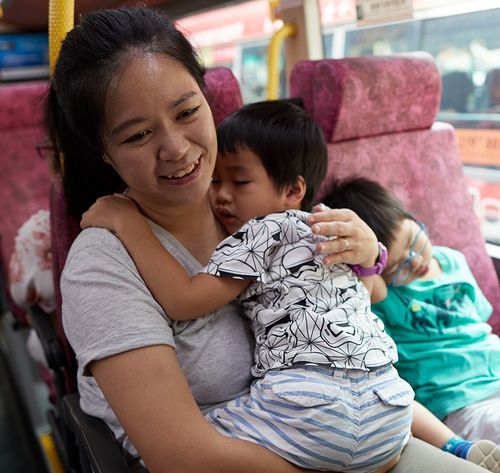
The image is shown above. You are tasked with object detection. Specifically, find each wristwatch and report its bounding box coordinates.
[350,242,388,276]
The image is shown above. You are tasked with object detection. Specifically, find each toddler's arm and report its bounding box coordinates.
[81,195,248,320]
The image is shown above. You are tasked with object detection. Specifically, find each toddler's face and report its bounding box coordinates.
[209,147,289,234]
[384,218,433,287]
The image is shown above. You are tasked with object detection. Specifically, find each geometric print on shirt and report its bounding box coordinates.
[202,210,397,377]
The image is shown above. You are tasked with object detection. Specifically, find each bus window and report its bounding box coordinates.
[422,9,500,246]
[421,9,500,116]
[241,42,270,103]
[344,21,419,57]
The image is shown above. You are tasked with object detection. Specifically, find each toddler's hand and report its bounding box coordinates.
[80,194,141,234]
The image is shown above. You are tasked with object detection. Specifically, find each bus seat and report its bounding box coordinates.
[42,66,244,472]
[290,53,500,335]
[62,393,132,473]
[204,66,244,125]
[0,81,51,326]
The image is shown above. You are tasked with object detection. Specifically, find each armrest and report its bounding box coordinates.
[62,393,132,473]
[29,303,66,370]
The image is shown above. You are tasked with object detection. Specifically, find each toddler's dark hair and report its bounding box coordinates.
[217,100,327,211]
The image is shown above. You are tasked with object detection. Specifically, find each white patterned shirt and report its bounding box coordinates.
[203,210,397,377]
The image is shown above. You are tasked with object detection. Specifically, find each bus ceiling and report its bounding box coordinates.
[0,0,240,29]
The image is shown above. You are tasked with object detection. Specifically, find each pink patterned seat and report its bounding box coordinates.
[0,80,51,325]
[290,53,500,334]
[205,66,244,126]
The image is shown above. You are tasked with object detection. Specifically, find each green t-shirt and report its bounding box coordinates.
[372,246,500,419]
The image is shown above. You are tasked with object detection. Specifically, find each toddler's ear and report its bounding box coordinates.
[285,175,306,209]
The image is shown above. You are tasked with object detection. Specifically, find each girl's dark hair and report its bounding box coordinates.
[322,177,415,248]
[46,7,206,219]
[217,100,327,211]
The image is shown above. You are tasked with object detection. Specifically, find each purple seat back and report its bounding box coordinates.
[291,53,500,334]
[205,66,244,126]
[0,81,51,324]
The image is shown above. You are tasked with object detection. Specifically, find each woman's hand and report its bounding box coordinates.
[308,204,379,267]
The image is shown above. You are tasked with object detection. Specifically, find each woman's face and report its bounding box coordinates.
[102,53,217,213]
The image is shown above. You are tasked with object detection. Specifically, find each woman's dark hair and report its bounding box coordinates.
[322,177,415,249]
[217,100,327,211]
[46,7,206,219]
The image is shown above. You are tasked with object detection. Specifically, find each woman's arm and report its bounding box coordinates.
[81,195,248,320]
[308,207,379,267]
[91,345,312,473]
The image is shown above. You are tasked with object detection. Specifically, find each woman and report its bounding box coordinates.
[48,7,487,473]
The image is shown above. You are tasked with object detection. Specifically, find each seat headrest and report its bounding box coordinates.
[290,52,441,143]
[204,67,243,126]
[0,81,48,130]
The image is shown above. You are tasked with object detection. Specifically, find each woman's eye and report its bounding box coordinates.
[211,179,221,186]
[234,181,250,186]
[178,106,200,120]
[124,130,149,143]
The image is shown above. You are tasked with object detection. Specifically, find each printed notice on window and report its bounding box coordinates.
[356,0,413,26]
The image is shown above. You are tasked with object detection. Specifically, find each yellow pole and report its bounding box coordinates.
[267,23,296,100]
[49,0,74,172]
[269,0,280,21]
[49,0,74,76]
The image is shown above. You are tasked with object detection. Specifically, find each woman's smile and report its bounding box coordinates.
[158,158,202,186]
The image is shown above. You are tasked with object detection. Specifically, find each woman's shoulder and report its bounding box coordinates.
[66,228,128,261]
[63,227,136,279]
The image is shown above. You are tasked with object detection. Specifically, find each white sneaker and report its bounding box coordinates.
[466,439,500,473]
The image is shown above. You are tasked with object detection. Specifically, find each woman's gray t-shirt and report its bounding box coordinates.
[61,223,254,457]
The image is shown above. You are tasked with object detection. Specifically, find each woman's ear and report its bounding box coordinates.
[103,154,116,171]
[284,175,306,209]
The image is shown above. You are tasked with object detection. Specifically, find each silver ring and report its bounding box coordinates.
[343,238,350,250]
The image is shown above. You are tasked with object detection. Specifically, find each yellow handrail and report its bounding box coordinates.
[49,0,74,172]
[267,22,296,100]
[49,0,74,76]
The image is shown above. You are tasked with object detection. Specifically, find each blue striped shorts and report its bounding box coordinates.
[206,364,414,472]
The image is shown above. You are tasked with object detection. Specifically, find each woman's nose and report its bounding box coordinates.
[158,129,189,162]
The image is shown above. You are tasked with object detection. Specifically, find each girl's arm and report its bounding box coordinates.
[91,345,315,473]
[81,195,249,320]
[359,274,388,304]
